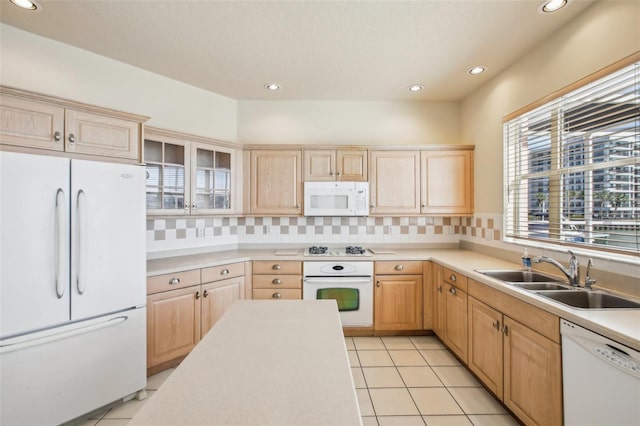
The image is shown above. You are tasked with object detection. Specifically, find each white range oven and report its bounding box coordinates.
[303,246,373,327]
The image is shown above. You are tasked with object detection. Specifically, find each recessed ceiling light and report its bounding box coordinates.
[264,83,280,91]
[538,0,568,13]
[9,0,40,11]
[468,66,486,75]
[408,84,423,92]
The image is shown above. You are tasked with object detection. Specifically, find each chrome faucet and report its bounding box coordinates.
[533,250,580,287]
[585,259,597,289]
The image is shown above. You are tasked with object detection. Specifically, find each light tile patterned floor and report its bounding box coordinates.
[70,336,519,426]
[348,336,519,426]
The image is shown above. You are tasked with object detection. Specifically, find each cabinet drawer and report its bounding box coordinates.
[443,267,468,291]
[252,260,302,275]
[147,269,201,295]
[253,275,302,289]
[375,261,423,275]
[252,289,302,300]
[201,263,244,283]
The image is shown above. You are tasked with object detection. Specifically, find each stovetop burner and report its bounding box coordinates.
[308,246,328,255]
[346,246,366,255]
[305,246,371,257]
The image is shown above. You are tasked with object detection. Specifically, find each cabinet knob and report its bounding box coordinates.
[203,290,209,298]
[337,171,342,177]
[330,171,335,176]
[437,286,442,293]
[195,291,201,300]
[272,264,281,270]
[492,320,500,330]
[272,279,282,285]
[449,274,457,282]
[54,131,62,142]
[191,202,197,210]
[502,325,509,336]
[421,203,426,208]
[221,269,230,275]
[394,264,404,271]
[169,277,181,285]
[68,133,76,144]
[376,280,381,287]
[449,287,457,295]
[296,204,301,210]
[272,292,282,299]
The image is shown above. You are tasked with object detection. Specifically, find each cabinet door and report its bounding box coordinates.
[191,142,235,214]
[421,150,473,215]
[0,95,65,151]
[303,149,335,181]
[250,150,302,215]
[422,262,433,330]
[374,275,423,331]
[432,264,445,337]
[201,276,245,336]
[147,287,202,368]
[503,316,562,426]
[467,297,504,399]
[443,283,467,362]
[65,109,140,160]
[369,150,420,215]
[336,149,367,181]
[144,134,190,215]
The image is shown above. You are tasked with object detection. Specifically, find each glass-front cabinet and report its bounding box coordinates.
[144,128,239,215]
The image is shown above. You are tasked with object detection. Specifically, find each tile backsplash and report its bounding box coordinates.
[146,214,503,253]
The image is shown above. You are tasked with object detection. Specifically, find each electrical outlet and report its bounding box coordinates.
[196,227,205,238]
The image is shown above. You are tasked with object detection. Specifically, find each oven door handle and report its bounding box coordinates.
[303,278,372,284]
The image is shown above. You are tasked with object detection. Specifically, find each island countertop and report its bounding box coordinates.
[128,300,362,426]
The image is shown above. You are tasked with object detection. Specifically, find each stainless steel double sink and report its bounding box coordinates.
[477,269,640,309]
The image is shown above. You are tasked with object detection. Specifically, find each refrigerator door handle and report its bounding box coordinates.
[0,315,128,355]
[76,189,86,295]
[55,188,66,299]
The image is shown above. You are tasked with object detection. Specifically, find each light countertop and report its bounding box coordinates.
[147,247,640,351]
[129,300,361,426]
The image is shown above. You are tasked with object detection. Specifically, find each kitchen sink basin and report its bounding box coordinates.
[535,291,640,309]
[477,269,563,283]
[511,282,574,291]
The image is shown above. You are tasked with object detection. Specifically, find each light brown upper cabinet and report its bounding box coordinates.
[303,149,367,181]
[249,150,303,215]
[0,86,147,162]
[421,150,473,215]
[369,150,421,215]
[145,127,241,215]
[369,147,474,216]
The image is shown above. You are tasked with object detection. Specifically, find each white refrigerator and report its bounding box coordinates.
[0,151,147,425]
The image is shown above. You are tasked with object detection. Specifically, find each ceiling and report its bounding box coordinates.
[0,0,597,102]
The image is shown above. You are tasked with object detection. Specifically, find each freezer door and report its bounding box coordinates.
[70,159,146,320]
[0,152,71,338]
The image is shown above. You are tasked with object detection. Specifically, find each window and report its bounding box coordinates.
[504,60,639,255]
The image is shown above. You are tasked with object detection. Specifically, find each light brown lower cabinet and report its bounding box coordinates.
[252,260,302,300]
[467,279,562,426]
[374,261,423,331]
[433,265,468,363]
[146,263,245,374]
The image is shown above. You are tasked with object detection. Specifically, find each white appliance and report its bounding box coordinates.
[303,257,373,327]
[0,151,147,426]
[561,319,640,426]
[303,181,369,216]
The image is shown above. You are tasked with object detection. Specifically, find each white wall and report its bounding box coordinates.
[238,100,460,145]
[461,0,640,214]
[0,24,238,142]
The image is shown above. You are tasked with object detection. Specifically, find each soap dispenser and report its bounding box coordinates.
[521,248,532,270]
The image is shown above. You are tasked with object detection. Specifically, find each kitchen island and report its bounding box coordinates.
[129,299,362,426]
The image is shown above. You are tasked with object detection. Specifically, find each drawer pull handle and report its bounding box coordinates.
[221,269,230,275]
[169,278,181,285]
[195,291,201,300]
[272,264,281,270]
[272,292,282,299]
[272,279,282,285]
[449,274,457,282]
[203,290,209,298]
[449,287,457,295]
[394,265,404,271]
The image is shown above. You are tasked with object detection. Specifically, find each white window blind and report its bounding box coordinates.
[504,62,639,255]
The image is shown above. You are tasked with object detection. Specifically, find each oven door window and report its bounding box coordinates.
[316,288,359,311]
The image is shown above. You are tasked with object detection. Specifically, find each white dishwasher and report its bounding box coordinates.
[561,320,640,426]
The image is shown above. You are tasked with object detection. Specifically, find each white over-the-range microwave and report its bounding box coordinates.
[303,181,369,216]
